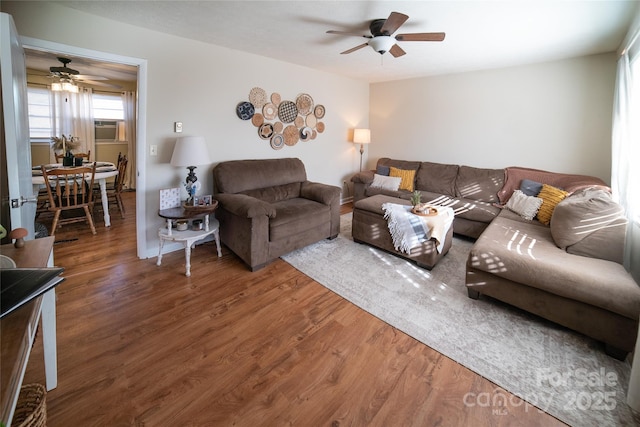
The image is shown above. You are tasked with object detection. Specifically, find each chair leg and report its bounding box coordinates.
[115,194,125,218]
[50,211,61,236]
[84,206,97,234]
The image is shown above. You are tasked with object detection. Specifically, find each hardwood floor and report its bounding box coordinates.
[23,192,567,426]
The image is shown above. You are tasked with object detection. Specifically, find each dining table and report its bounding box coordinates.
[32,161,119,227]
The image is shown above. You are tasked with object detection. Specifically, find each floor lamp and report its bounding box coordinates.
[353,129,371,172]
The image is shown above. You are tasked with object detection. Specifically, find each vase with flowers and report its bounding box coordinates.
[51,135,80,165]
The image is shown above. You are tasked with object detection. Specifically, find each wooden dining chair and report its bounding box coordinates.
[41,163,97,235]
[54,150,91,163]
[109,156,128,218]
[93,156,128,219]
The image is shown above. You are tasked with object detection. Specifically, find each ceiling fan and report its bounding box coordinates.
[326,11,445,58]
[48,57,121,89]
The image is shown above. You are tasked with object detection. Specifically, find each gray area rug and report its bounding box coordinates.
[281,213,638,426]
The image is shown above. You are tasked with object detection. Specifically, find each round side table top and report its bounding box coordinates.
[158,200,218,220]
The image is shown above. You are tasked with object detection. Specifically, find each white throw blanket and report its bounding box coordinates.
[382,203,454,254]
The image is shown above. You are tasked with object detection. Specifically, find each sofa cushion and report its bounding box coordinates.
[377,157,421,172]
[389,167,416,192]
[497,166,608,205]
[241,182,301,203]
[214,158,307,194]
[469,214,640,319]
[270,198,330,241]
[536,184,569,225]
[455,166,504,203]
[370,173,401,191]
[505,190,543,221]
[415,162,459,196]
[418,192,501,224]
[551,188,627,264]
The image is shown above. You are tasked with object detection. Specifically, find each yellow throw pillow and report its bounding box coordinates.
[536,184,569,225]
[389,167,416,192]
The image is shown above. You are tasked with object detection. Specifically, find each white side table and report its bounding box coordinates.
[157,202,222,277]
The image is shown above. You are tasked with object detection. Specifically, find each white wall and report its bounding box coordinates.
[369,54,616,183]
[3,2,369,258]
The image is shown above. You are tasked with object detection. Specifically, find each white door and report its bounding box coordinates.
[1,13,35,238]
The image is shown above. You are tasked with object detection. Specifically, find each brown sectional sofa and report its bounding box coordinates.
[352,157,505,238]
[352,158,640,359]
[213,158,341,271]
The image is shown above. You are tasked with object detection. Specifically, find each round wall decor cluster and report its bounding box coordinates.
[236,87,326,150]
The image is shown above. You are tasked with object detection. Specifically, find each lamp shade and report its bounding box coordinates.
[369,36,395,54]
[170,136,211,167]
[353,129,371,144]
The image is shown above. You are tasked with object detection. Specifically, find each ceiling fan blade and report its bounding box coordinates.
[74,74,108,81]
[395,32,446,42]
[380,12,409,35]
[389,44,406,58]
[340,43,369,55]
[327,30,371,38]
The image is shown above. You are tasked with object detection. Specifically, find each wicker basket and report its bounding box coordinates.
[13,384,46,427]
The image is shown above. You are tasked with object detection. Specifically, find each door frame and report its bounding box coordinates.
[20,37,149,258]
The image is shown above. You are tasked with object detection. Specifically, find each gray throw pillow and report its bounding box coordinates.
[519,179,543,197]
[376,165,390,176]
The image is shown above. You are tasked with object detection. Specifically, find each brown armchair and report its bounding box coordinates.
[213,158,340,271]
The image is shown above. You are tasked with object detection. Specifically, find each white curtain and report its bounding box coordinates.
[49,87,95,162]
[612,34,640,280]
[121,90,137,189]
[616,15,640,413]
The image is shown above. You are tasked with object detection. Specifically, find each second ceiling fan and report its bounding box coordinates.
[327,11,445,58]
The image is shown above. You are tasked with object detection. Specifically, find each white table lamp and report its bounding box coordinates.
[353,128,371,171]
[170,136,211,201]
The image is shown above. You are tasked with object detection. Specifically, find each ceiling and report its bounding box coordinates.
[27,1,639,84]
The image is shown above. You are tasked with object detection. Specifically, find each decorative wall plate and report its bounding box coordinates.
[296,94,313,115]
[305,114,317,128]
[271,92,281,106]
[270,133,284,150]
[314,104,325,119]
[251,112,264,127]
[294,116,304,128]
[249,87,267,108]
[273,121,284,133]
[263,103,277,120]
[258,123,274,139]
[278,101,298,123]
[300,126,312,141]
[283,125,299,146]
[316,121,325,133]
[236,101,255,120]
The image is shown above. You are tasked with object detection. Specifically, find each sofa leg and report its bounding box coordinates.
[467,288,480,300]
[605,344,628,361]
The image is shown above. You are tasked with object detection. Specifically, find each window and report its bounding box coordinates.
[27,86,52,141]
[92,93,124,121]
[26,87,125,141]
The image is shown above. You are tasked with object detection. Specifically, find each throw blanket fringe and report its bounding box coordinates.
[382,203,454,254]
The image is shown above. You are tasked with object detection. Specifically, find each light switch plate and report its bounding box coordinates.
[174,122,183,133]
[150,145,158,156]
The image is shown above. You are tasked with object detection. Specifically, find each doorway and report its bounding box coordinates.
[20,36,149,258]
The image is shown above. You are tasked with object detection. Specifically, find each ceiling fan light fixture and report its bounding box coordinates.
[368,36,395,55]
[51,78,78,93]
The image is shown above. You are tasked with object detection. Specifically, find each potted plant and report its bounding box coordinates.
[51,134,79,165]
[411,190,422,207]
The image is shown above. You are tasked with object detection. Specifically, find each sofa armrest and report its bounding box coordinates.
[300,181,341,205]
[215,193,276,218]
[351,170,374,185]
